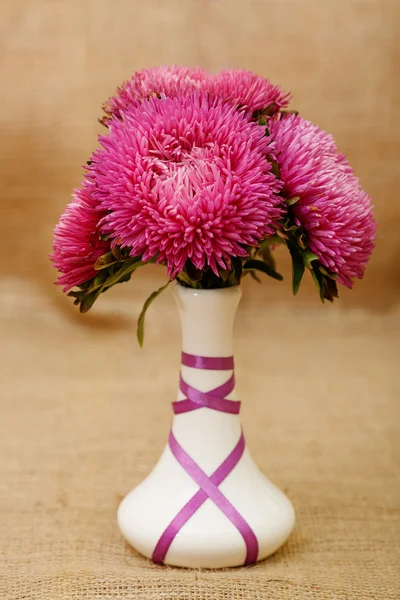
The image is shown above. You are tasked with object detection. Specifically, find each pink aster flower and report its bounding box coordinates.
[103,65,209,119]
[52,183,109,291]
[103,66,291,123]
[269,114,376,287]
[90,94,282,276]
[209,69,291,114]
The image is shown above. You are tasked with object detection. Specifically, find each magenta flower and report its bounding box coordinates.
[103,65,209,119]
[103,66,291,122]
[209,69,291,114]
[91,94,282,276]
[269,114,376,287]
[52,183,109,291]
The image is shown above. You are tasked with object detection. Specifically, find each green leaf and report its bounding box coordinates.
[100,258,143,291]
[185,261,203,282]
[137,281,170,347]
[319,265,337,280]
[176,271,197,288]
[310,267,325,302]
[302,249,319,268]
[219,268,231,283]
[85,272,108,294]
[312,267,339,302]
[94,251,117,270]
[323,276,339,302]
[297,233,307,249]
[287,196,300,206]
[243,259,283,281]
[79,288,103,313]
[230,256,243,284]
[76,279,92,291]
[270,160,280,179]
[258,246,276,269]
[292,262,305,295]
[118,273,133,284]
[258,234,285,249]
[68,256,146,313]
[111,245,124,261]
[68,290,85,303]
[282,217,300,233]
[249,270,261,283]
[263,102,278,116]
[287,241,305,295]
[67,286,102,313]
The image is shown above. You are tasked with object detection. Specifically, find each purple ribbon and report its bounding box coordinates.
[181,351,235,371]
[172,374,240,414]
[152,353,259,565]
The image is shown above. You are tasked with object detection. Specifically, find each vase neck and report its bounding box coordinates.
[173,283,241,414]
[173,283,241,357]
[171,285,242,472]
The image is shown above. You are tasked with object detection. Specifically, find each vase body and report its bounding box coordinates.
[118,284,295,568]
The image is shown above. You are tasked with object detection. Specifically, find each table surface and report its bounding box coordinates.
[1,278,399,600]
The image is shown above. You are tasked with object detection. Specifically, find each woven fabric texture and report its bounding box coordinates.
[1,280,399,600]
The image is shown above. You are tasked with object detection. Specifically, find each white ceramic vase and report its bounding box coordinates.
[118,283,295,568]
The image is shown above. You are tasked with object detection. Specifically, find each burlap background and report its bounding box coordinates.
[1,1,399,598]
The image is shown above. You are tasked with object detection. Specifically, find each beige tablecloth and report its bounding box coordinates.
[1,278,399,599]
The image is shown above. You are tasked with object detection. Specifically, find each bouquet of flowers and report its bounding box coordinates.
[52,66,376,344]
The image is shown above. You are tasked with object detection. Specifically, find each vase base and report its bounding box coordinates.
[118,472,295,569]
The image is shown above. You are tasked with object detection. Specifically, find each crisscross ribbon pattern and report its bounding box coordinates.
[152,352,259,565]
